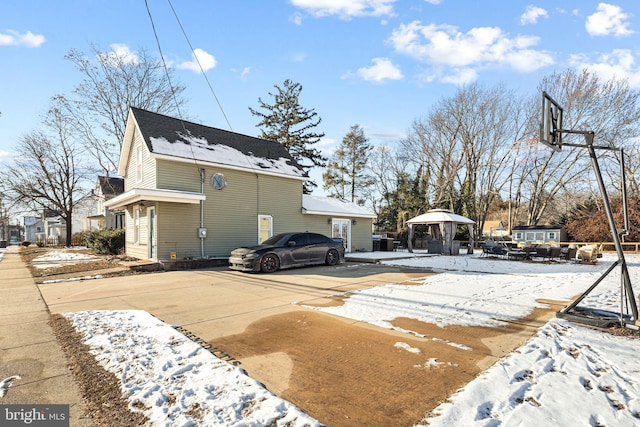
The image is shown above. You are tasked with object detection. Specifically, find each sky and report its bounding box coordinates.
[2,1,640,195]
[5,248,640,425]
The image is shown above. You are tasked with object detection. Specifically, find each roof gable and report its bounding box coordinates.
[126,107,306,178]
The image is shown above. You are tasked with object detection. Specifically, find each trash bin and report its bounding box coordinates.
[0,241,6,248]
[372,239,380,251]
[385,238,394,251]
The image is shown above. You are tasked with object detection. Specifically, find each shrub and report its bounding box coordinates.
[85,229,125,255]
[21,240,31,247]
[35,240,44,247]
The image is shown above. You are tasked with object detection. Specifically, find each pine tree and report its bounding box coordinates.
[249,79,326,193]
[322,124,373,204]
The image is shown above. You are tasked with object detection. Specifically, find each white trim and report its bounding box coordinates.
[331,218,352,253]
[147,206,157,260]
[258,215,273,244]
[302,209,376,219]
[133,206,140,245]
[104,188,206,210]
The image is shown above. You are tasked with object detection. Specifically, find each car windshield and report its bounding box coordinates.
[260,233,290,246]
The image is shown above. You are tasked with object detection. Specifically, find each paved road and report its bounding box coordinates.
[39,262,432,341]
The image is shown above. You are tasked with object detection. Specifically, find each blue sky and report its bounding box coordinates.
[1,1,639,194]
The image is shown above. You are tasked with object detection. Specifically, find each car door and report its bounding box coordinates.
[287,233,310,266]
[307,233,328,264]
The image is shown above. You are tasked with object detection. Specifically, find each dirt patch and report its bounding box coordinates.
[209,307,557,427]
[49,314,148,426]
[20,246,141,283]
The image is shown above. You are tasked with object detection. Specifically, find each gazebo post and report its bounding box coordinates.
[408,224,414,253]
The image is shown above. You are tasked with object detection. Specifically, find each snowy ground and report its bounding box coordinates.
[6,246,640,425]
[30,248,99,269]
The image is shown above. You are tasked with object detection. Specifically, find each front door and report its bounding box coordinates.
[147,207,157,260]
[332,218,351,253]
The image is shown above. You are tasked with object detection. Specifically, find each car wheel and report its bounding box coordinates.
[325,249,339,266]
[260,254,280,273]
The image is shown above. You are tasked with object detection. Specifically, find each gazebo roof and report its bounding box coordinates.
[407,209,475,225]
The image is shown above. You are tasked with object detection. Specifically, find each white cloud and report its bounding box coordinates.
[585,3,634,37]
[570,49,640,88]
[424,0,442,4]
[290,0,397,19]
[97,44,140,66]
[0,30,45,47]
[177,48,217,73]
[356,57,403,82]
[289,12,303,25]
[388,21,553,84]
[520,5,548,25]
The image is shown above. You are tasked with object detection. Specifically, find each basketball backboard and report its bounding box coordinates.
[540,91,563,152]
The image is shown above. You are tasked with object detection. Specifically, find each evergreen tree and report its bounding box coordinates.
[323,124,373,204]
[249,79,326,193]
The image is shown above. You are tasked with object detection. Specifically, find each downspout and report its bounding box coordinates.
[200,168,205,258]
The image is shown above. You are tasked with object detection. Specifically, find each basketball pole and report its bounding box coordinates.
[555,130,638,326]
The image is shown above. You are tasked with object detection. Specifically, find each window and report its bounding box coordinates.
[136,145,143,182]
[548,232,557,240]
[288,234,309,247]
[133,206,140,244]
[258,215,272,243]
[514,232,523,240]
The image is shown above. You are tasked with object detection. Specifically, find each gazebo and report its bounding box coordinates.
[406,209,475,254]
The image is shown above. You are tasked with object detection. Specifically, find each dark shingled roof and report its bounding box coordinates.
[97,176,124,197]
[130,107,306,177]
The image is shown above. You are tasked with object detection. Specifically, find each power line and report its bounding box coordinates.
[166,0,233,131]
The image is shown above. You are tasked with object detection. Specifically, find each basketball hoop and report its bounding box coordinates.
[540,91,563,152]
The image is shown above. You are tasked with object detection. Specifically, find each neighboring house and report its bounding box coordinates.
[7,224,22,244]
[84,176,125,230]
[105,107,376,261]
[512,225,567,245]
[42,212,66,245]
[24,216,43,242]
[482,220,509,238]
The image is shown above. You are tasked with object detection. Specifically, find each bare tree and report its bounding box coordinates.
[401,83,523,238]
[57,45,187,174]
[521,68,640,225]
[3,103,89,245]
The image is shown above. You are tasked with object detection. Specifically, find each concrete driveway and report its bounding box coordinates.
[39,262,432,340]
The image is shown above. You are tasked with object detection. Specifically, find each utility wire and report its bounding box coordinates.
[166,0,233,131]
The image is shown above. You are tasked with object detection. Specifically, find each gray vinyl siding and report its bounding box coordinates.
[152,159,306,259]
[123,130,157,191]
[124,205,149,260]
[156,202,201,260]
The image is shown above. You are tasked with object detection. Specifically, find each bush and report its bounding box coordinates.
[35,240,44,247]
[85,229,125,255]
[21,240,31,247]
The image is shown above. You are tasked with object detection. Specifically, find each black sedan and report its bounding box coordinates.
[229,232,345,273]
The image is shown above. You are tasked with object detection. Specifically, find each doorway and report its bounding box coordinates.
[331,218,351,253]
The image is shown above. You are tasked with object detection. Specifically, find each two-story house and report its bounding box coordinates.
[105,107,376,261]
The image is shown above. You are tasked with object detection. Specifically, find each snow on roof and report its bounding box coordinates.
[131,108,306,179]
[407,209,475,225]
[302,195,376,218]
